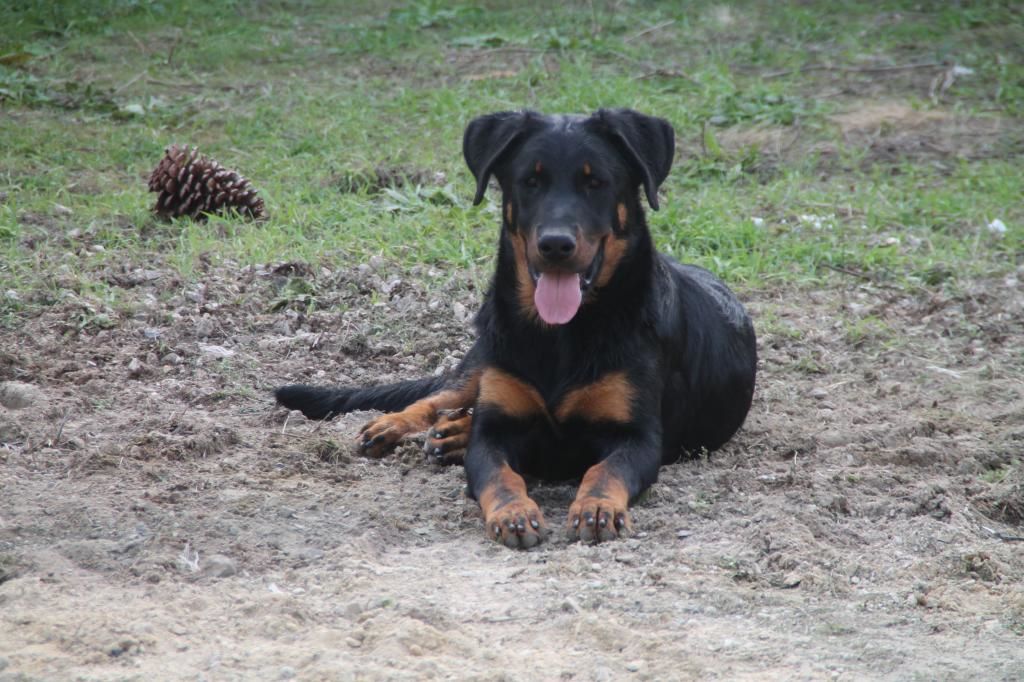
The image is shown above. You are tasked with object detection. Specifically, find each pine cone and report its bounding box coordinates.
[148,145,267,221]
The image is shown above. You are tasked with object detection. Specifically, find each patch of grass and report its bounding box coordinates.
[0,0,1021,323]
[843,315,892,349]
[790,353,826,376]
[980,460,1019,485]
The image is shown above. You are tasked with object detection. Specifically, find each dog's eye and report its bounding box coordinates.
[586,177,603,189]
[523,176,539,189]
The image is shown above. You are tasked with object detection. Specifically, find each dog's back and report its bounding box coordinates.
[655,256,757,458]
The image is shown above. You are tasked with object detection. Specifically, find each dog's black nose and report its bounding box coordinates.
[538,232,576,261]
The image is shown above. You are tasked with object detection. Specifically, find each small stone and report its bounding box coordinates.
[143,328,161,340]
[0,416,25,443]
[198,344,235,359]
[203,554,237,578]
[345,637,362,648]
[408,644,424,656]
[817,430,849,448]
[987,218,1007,236]
[809,387,828,400]
[127,357,146,377]
[0,381,42,409]
[452,302,470,323]
[380,278,403,295]
[279,666,296,680]
[194,317,216,338]
[907,592,928,607]
[780,572,803,589]
[626,660,642,673]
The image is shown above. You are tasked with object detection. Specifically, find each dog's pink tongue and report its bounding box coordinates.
[534,272,582,325]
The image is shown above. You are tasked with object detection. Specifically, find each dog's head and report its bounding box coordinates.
[464,109,674,325]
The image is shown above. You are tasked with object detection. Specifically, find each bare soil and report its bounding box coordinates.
[712,101,1023,176]
[2,240,1023,681]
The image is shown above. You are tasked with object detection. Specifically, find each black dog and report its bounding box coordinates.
[276,109,757,548]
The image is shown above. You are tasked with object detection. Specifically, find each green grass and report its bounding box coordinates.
[1,0,1022,323]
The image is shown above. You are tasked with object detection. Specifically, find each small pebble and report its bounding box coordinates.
[560,597,582,613]
[626,660,642,672]
[908,592,927,607]
[127,357,145,377]
[198,344,234,358]
[0,381,42,410]
[203,555,237,578]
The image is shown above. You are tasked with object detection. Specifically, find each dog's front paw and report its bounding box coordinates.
[566,496,631,544]
[356,413,417,457]
[485,499,549,550]
[423,408,472,464]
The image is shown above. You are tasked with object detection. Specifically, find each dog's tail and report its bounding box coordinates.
[275,376,445,421]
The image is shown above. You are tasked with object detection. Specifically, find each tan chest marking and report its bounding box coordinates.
[554,371,635,424]
[478,367,546,418]
[478,369,635,425]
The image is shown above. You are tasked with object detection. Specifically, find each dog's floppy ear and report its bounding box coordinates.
[590,108,675,210]
[463,111,536,205]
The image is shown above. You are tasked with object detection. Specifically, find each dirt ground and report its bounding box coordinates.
[2,108,1024,681]
[2,242,1023,681]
